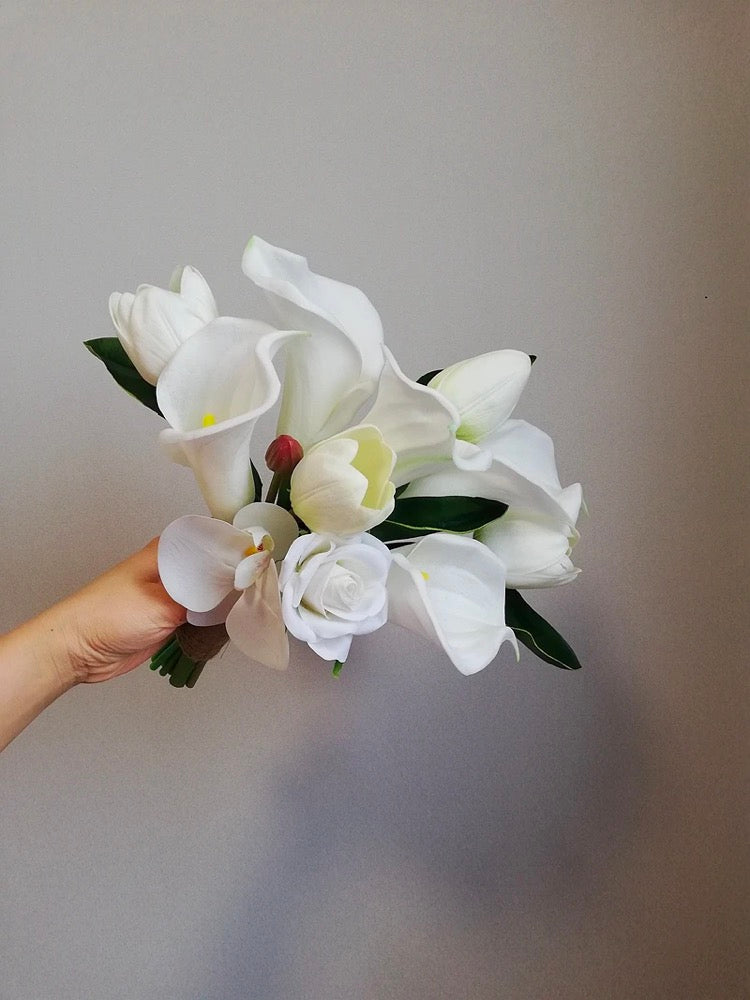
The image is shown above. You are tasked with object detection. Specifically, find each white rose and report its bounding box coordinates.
[279,532,391,662]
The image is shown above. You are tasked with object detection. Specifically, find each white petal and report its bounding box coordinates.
[387,533,517,675]
[232,502,299,560]
[308,633,354,663]
[484,419,563,493]
[402,456,574,535]
[186,591,241,626]
[429,351,531,443]
[177,265,219,322]
[363,348,461,485]
[158,515,248,612]
[476,512,580,589]
[225,561,289,670]
[157,319,303,521]
[243,236,383,445]
[234,550,271,590]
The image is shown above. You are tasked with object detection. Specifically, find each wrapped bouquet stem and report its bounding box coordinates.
[88,237,584,689]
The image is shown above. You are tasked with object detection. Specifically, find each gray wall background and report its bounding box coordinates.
[1,3,746,998]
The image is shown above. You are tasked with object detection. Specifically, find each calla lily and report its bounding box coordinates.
[157,318,304,522]
[109,266,218,384]
[158,501,299,670]
[402,418,582,535]
[387,533,518,675]
[475,510,580,588]
[290,424,396,537]
[242,236,385,447]
[428,350,531,446]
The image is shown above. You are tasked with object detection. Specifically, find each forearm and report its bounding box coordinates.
[0,606,78,752]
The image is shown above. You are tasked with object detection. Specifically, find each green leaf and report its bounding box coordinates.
[370,495,508,543]
[416,369,442,386]
[505,589,581,670]
[84,337,162,415]
[251,461,263,503]
[332,659,344,677]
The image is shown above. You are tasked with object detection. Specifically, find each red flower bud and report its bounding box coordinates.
[265,435,303,475]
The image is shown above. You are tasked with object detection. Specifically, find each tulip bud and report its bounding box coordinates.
[265,435,304,475]
[290,425,396,537]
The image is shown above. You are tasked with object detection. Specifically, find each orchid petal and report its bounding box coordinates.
[232,502,299,560]
[157,318,303,521]
[429,350,531,443]
[225,561,289,670]
[234,550,272,590]
[387,534,517,675]
[186,591,241,626]
[243,236,384,445]
[158,515,249,612]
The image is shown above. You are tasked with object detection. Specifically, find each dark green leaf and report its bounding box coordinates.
[505,589,581,670]
[416,369,442,386]
[529,354,537,365]
[370,495,508,543]
[332,659,344,677]
[251,461,263,503]
[84,337,162,415]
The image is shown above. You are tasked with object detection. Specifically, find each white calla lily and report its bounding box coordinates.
[475,510,580,588]
[279,532,390,662]
[290,424,396,537]
[109,266,218,384]
[387,533,517,675]
[428,350,531,444]
[157,318,304,522]
[157,502,299,670]
[402,418,582,535]
[242,236,384,446]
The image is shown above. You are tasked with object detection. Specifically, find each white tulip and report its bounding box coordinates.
[290,424,396,537]
[109,266,218,384]
[387,533,518,675]
[242,237,384,447]
[158,502,299,670]
[475,510,580,588]
[157,318,304,522]
[279,532,390,662]
[428,350,531,445]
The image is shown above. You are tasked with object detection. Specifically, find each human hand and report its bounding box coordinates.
[39,538,187,686]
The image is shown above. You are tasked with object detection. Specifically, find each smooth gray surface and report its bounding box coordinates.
[1,3,747,998]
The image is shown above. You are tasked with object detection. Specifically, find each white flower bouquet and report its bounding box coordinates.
[87,238,583,687]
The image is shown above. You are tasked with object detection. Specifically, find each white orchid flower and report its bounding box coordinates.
[279,532,390,662]
[157,318,304,522]
[387,533,517,675]
[428,350,531,447]
[475,510,580,588]
[289,424,396,537]
[109,266,218,384]
[158,502,299,670]
[242,237,385,447]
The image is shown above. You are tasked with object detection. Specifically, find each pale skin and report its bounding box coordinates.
[0,539,186,753]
